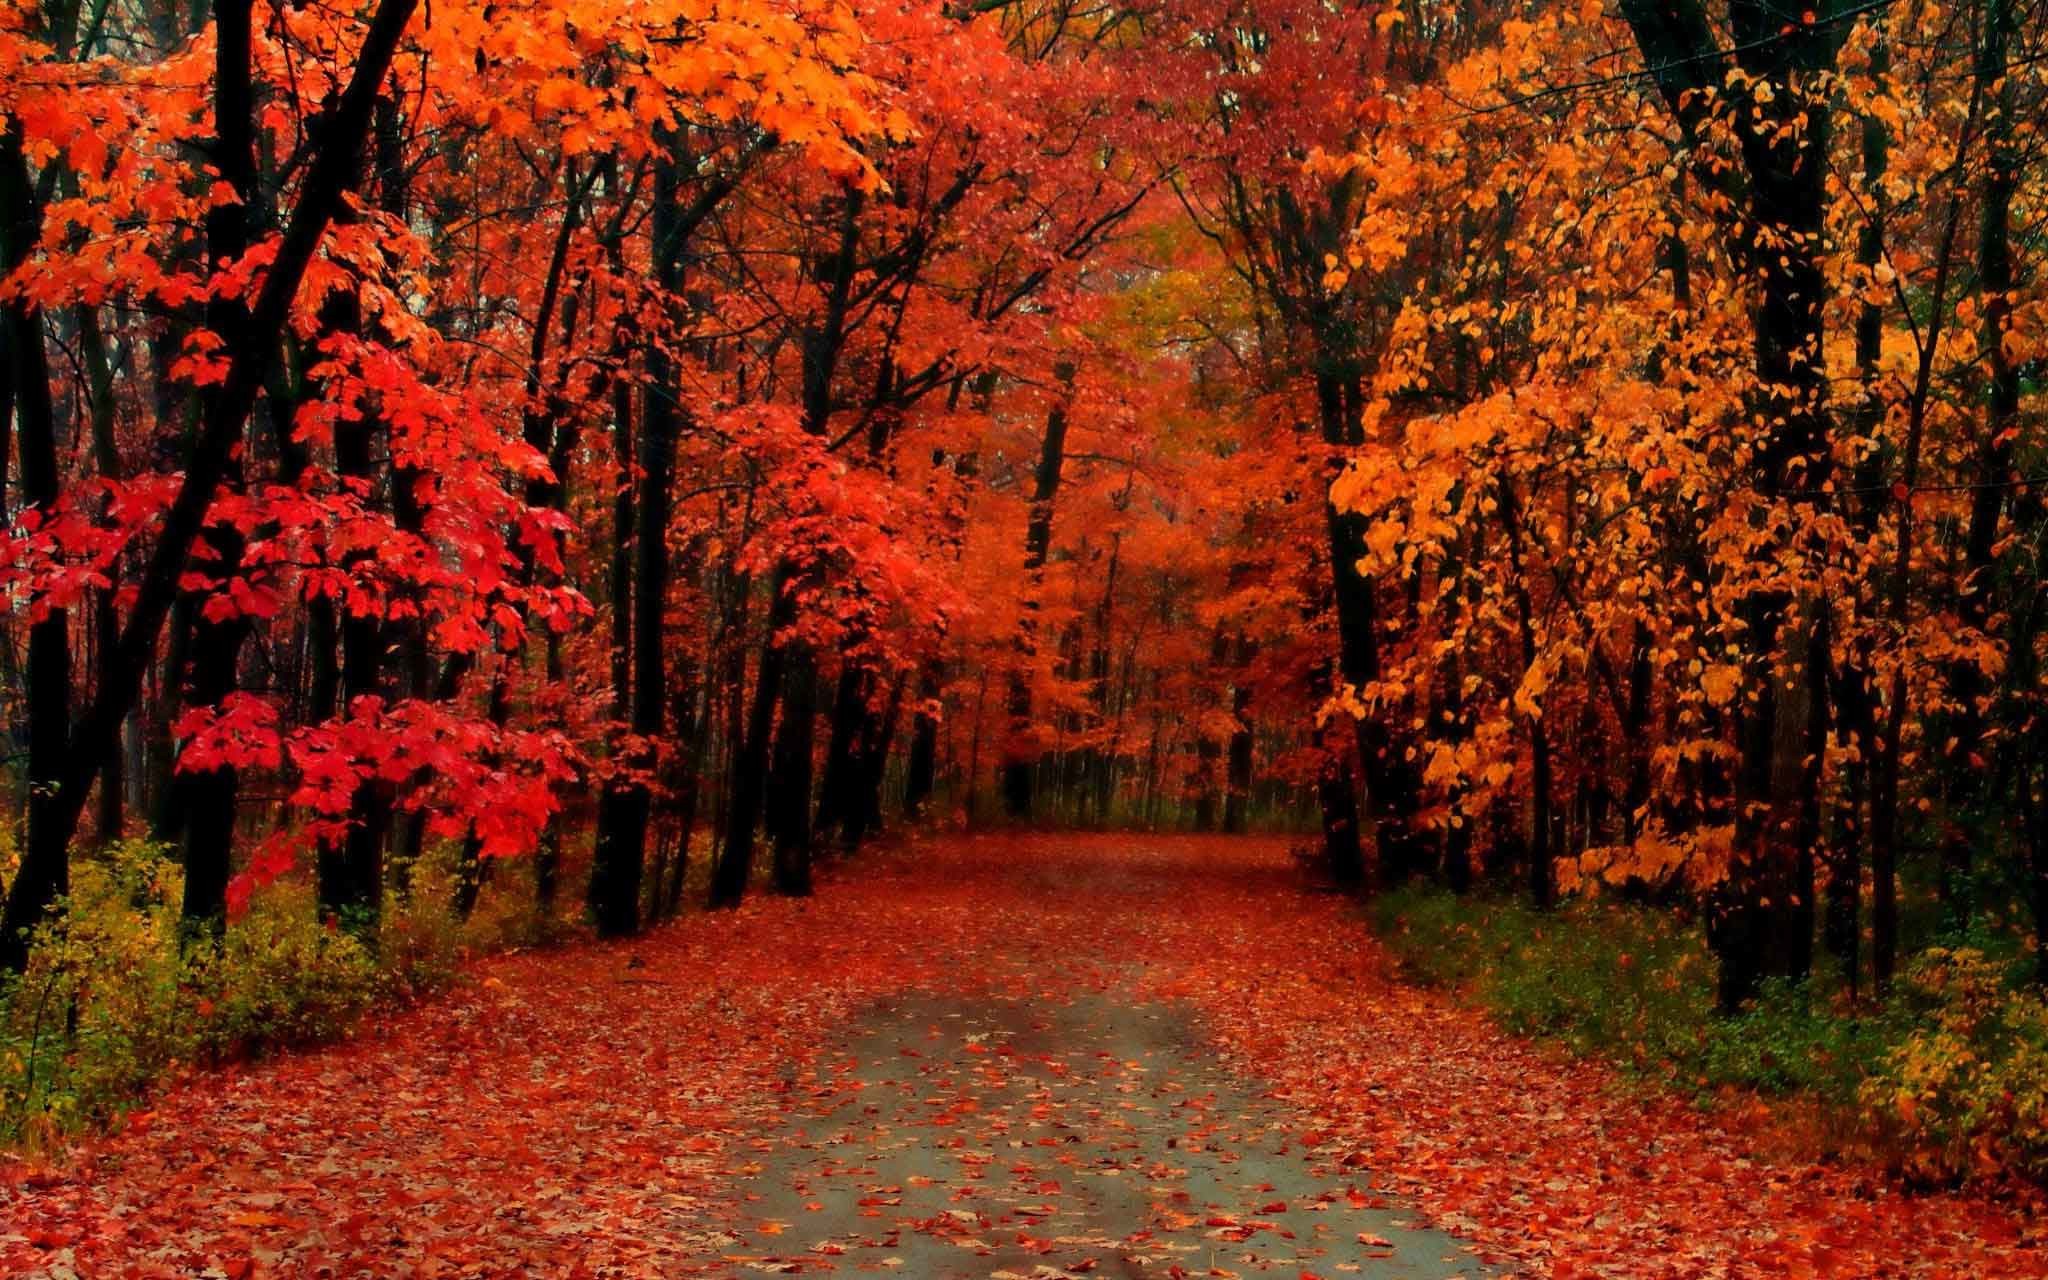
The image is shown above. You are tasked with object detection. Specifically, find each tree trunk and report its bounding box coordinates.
[1940,0,2020,930]
[848,672,906,847]
[1002,361,1076,820]
[590,148,691,937]
[770,644,818,896]
[1317,370,1424,883]
[1825,32,1890,997]
[904,658,942,817]
[1,117,72,964]
[1619,0,1840,1010]
[712,565,795,907]
[1224,645,1254,834]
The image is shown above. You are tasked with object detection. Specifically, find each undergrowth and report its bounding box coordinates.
[1372,886,2048,1184]
[0,838,548,1149]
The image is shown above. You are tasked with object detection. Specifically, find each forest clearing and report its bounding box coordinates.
[6,0,2048,1268]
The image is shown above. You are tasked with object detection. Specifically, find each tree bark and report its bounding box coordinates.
[712,565,795,907]
[1940,0,2020,930]
[1002,362,1076,820]
[770,645,818,895]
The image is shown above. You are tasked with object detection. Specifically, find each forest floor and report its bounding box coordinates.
[2,832,2045,1279]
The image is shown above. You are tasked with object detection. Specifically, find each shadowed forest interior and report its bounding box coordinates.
[6,0,2048,1249]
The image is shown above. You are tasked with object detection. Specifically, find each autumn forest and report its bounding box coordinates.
[4,0,2048,1269]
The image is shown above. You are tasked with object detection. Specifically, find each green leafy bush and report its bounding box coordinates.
[187,891,379,1050]
[1862,948,2048,1183]
[0,840,196,1140]
[0,839,476,1147]
[1373,887,2048,1183]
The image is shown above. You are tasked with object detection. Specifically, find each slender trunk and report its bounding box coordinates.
[664,654,709,917]
[1002,362,1076,819]
[965,667,989,825]
[1791,608,1829,980]
[1873,114,1979,988]
[1318,370,1423,883]
[590,149,690,936]
[770,645,817,895]
[2024,758,2048,988]
[1499,479,1555,907]
[848,672,906,846]
[1224,638,1254,834]
[904,658,942,817]
[816,663,865,839]
[1830,34,1891,994]
[712,565,794,907]
[1940,0,2019,929]
[79,306,124,845]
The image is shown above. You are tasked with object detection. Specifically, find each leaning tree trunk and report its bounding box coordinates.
[0,0,421,972]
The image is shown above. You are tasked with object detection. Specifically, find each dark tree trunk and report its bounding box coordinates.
[1316,370,1424,883]
[663,653,710,918]
[903,658,942,817]
[591,147,700,936]
[847,672,906,848]
[163,0,263,931]
[770,644,818,896]
[713,565,796,908]
[1829,33,1891,995]
[1,118,72,964]
[589,264,640,927]
[1940,0,2019,931]
[815,662,865,840]
[1194,732,1221,833]
[319,378,394,936]
[1318,740,1365,891]
[80,306,124,846]
[1224,652,1254,834]
[1002,362,1075,820]
[2024,759,2048,988]
[1620,0,1841,1010]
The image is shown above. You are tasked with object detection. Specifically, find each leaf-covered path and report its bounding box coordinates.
[731,988,1482,1278]
[3,834,2044,1278]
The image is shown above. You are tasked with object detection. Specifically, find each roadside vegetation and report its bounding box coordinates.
[1373,884,2048,1185]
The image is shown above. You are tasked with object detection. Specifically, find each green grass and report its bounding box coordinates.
[1370,886,2048,1181]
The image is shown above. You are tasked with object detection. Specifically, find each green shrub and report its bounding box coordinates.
[188,890,378,1050]
[1373,887,2048,1182]
[0,838,483,1148]
[1862,948,2048,1182]
[1374,886,1720,1083]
